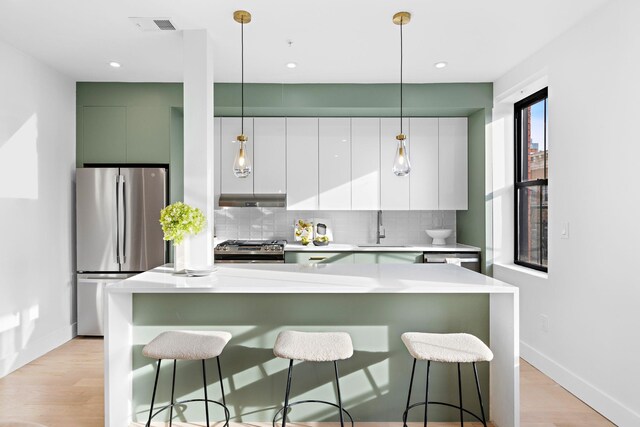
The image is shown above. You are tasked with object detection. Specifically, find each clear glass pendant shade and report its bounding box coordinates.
[233,138,252,178]
[392,137,411,176]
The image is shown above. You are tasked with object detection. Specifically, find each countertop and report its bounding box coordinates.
[106,263,515,294]
[284,242,481,252]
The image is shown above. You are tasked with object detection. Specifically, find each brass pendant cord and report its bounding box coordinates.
[241,19,245,135]
[400,16,403,134]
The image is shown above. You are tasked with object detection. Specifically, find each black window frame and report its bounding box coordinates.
[514,87,548,272]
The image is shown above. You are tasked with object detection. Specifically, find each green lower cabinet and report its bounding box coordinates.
[285,251,422,264]
[285,252,355,264]
[354,252,422,264]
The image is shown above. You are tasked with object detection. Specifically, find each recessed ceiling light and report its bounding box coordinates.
[434,61,448,69]
[286,62,297,69]
[109,61,121,68]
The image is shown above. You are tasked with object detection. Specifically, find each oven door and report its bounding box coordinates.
[214,252,285,264]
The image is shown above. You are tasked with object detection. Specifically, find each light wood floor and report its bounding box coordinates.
[0,338,615,427]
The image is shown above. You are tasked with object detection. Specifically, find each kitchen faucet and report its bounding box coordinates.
[376,210,386,244]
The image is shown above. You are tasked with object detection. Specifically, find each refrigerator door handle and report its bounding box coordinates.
[121,177,127,264]
[115,175,121,264]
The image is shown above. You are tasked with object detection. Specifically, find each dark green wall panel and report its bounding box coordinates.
[214,83,491,117]
[457,109,488,273]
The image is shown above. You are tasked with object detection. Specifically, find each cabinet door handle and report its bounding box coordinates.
[309,257,327,261]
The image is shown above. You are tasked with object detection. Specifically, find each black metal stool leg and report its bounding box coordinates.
[403,358,417,427]
[146,359,162,427]
[473,362,487,427]
[169,359,177,427]
[457,363,464,427]
[424,360,431,427]
[217,356,229,426]
[202,360,210,427]
[333,361,345,427]
[281,359,294,427]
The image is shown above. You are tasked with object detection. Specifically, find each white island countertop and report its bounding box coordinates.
[104,263,519,427]
[284,242,481,252]
[107,263,514,294]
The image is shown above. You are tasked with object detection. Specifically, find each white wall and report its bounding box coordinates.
[0,40,76,377]
[490,0,640,424]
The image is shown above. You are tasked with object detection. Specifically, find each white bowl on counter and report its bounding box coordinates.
[425,229,452,245]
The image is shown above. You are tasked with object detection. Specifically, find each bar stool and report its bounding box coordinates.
[272,331,355,427]
[401,332,493,427]
[142,330,232,427]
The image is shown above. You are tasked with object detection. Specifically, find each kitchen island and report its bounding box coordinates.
[105,263,519,427]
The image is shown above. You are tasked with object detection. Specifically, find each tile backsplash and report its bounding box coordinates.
[214,208,456,245]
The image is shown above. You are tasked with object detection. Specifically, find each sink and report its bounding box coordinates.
[357,245,412,249]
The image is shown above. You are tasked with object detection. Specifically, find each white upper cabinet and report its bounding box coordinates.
[319,118,351,210]
[286,118,319,210]
[215,116,467,211]
[409,118,439,210]
[438,118,468,210]
[351,118,380,210]
[254,118,286,194]
[380,118,410,210]
[220,117,254,194]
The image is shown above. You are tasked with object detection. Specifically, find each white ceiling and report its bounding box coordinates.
[0,0,610,83]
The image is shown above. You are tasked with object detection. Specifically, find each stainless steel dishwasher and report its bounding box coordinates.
[423,252,481,272]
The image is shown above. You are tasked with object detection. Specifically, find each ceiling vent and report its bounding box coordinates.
[153,19,176,30]
[129,17,178,32]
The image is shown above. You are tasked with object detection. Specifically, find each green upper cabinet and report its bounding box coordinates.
[354,252,422,264]
[82,106,126,163]
[126,106,170,163]
[79,105,170,165]
[76,106,83,167]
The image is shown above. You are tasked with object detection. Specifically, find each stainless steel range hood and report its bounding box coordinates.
[218,194,286,208]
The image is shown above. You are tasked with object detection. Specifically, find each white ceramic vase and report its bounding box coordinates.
[173,242,186,273]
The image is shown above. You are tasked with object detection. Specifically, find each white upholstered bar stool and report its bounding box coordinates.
[401,332,493,427]
[272,331,355,427]
[142,330,232,427]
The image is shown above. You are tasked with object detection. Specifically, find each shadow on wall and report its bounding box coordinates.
[0,304,41,376]
[0,114,39,200]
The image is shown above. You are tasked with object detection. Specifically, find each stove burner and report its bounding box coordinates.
[219,239,284,246]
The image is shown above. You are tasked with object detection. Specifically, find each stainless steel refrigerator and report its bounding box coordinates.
[76,167,167,335]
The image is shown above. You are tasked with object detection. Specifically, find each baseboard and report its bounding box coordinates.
[521,340,639,426]
[0,322,77,378]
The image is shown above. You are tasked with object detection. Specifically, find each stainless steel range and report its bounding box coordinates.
[214,240,287,264]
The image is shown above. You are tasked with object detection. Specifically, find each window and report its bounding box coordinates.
[515,88,548,272]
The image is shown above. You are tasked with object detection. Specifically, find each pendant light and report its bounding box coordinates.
[392,11,411,176]
[232,10,252,178]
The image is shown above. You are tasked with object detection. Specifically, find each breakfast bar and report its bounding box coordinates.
[104,263,519,427]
